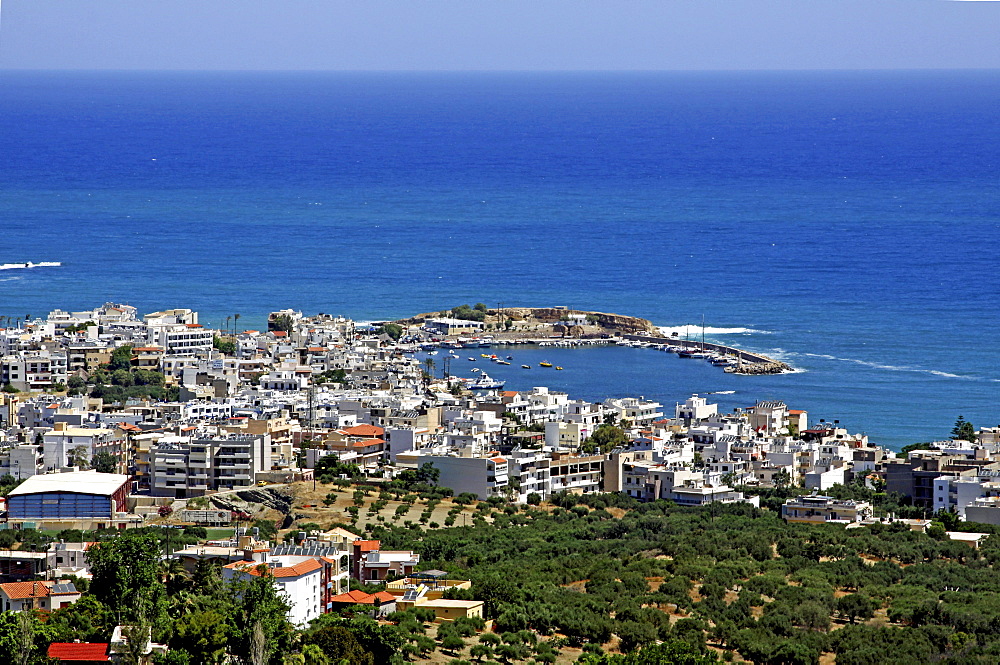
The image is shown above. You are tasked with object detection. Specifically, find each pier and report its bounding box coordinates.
[622,333,792,374]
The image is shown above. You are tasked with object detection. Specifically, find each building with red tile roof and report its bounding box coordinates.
[47,643,111,663]
[329,589,398,616]
[222,554,332,627]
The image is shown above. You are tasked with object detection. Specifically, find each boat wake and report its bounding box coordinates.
[0,261,62,270]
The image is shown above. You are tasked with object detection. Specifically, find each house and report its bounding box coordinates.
[47,541,97,579]
[328,589,397,616]
[47,643,112,664]
[396,452,508,500]
[47,626,167,664]
[780,495,873,524]
[394,596,485,622]
[385,571,472,601]
[352,540,419,582]
[223,558,325,627]
[43,423,124,472]
[0,579,80,612]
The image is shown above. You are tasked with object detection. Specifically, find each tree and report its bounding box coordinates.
[951,416,976,443]
[92,452,118,474]
[272,314,294,334]
[344,616,405,663]
[577,639,720,664]
[47,595,115,643]
[171,610,228,664]
[581,424,627,454]
[68,445,91,469]
[377,323,404,341]
[214,336,236,355]
[0,609,44,665]
[837,594,876,624]
[228,567,294,665]
[86,532,166,623]
[111,369,134,387]
[118,619,152,665]
[416,462,440,486]
[109,345,135,371]
[469,643,493,661]
[773,469,793,496]
[441,633,466,655]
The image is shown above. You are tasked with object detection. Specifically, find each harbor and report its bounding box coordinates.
[394,306,792,376]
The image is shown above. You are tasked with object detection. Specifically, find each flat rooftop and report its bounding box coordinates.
[8,471,130,498]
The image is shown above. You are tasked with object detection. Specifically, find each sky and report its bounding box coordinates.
[0,0,999,71]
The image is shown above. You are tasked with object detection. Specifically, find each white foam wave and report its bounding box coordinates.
[658,325,770,337]
[0,261,61,270]
[794,352,981,381]
[0,276,23,282]
[708,390,736,395]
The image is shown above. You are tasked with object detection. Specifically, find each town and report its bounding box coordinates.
[0,302,997,663]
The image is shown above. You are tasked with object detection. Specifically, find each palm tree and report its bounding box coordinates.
[234,313,241,335]
[226,316,232,337]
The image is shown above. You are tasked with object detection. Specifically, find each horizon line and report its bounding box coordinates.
[2,66,1000,74]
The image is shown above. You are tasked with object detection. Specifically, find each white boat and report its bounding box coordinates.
[468,372,506,390]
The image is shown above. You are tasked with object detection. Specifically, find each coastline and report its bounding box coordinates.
[394,306,793,375]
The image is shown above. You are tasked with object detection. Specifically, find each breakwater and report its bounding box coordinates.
[622,333,792,375]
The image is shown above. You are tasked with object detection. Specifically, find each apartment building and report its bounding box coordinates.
[150,433,272,498]
[43,423,124,472]
[781,495,873,524]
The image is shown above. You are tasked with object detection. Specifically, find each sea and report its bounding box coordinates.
[1,70,998,451]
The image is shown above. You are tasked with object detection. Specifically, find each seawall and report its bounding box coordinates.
[622,333,792,375]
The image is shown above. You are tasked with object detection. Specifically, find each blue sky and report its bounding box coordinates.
[1,0,998,70]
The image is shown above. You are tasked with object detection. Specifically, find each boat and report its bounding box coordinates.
[555,366,564,370]
[506,355,513,360]
[521,364,531,369]
[470,367,480,373]
[497,360,511,365]
[468,372,506,390]
[480,354,490,358]
[539,361,553,368]
[468,357,476,361]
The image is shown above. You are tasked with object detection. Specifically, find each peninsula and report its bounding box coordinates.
[394,304,792,374]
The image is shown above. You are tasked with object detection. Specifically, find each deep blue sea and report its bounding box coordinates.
[1,70,998,450]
